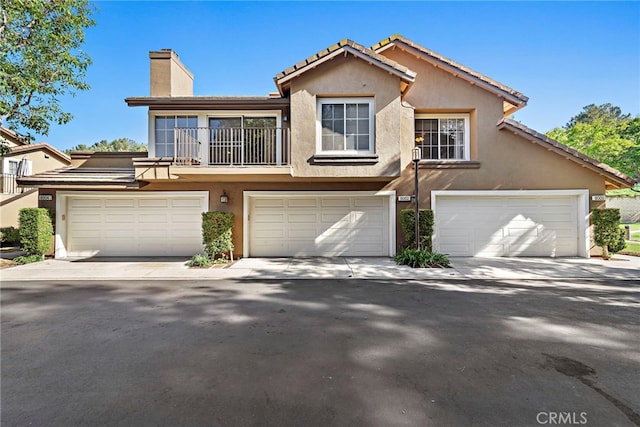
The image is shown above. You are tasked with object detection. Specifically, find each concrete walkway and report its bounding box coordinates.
[1,255,638,281]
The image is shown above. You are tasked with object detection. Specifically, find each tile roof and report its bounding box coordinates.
[498,118,636,188]
[372,35,528,109]
[274,39,417,95]
[16,167,139,188]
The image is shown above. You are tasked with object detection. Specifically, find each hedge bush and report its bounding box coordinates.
[18,208,53,258]
[591,208,626,260]
[202,211,234,260]
[0,226,21,244]
[399,208,434,251]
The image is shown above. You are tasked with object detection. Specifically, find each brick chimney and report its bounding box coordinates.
[149,49,193,97]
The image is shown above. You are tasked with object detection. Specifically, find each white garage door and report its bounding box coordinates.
[66,192,207,257]
[249,194,390,256]
[435,193,580,257]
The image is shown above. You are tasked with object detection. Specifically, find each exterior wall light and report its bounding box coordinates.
[220,191,229,204]
[412,147,422,250]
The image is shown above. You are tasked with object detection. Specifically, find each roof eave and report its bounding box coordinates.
[125,97,290,109]
[497,119,636,189]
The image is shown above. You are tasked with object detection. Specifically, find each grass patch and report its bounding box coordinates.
[620,240,640,257]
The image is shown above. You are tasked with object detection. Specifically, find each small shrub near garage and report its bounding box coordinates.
[202,211,234,260]
[0,226,21,245]
[18,208,53,259]
[187,253,212,268]
[399,209,434,251]
[394,248,451,268]
[591,208,626,260]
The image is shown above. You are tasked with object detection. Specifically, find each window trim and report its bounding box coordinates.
[316,97,375,155]
[415,113,470,161]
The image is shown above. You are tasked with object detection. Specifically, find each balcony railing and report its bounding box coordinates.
[174,127,290,167]
[1,173,34,194]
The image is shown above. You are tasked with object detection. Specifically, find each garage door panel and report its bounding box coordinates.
[70,198,102,208]
[287,228,318,239]
[135,198,167,208]
[288,213,318,223]
[288,198,318,208]
[170,198,202,208]
[105,199,135,208]
[435,194,578,257]
[250,195,389,256]
[354,198,385,207]
[321,198,351,208]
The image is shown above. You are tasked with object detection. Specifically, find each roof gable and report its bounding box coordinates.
[8,142,71,164]
[372,35,528,115]
[498,118,635,189]
[274,39,417,96]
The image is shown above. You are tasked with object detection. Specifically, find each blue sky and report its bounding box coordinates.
[36,1,640,151]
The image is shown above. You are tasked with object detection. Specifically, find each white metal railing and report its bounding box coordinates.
[173,127,290,166]
[174,129,202,166]
[1,173,34,194]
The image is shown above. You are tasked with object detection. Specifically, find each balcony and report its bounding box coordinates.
[1,173,34,197]
[173,127,290,167]
[1,173,20,194]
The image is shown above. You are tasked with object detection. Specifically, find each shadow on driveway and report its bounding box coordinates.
[2,278,639,426]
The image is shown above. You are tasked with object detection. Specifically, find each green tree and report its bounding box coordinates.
[547,104,640,179]
[66,138,147,153]
[0,0,96,155]
[565,103,630,129]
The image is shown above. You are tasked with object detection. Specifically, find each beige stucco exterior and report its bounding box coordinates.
[149,50,193,97]
[289,56,412,178]
[1,146,70,227]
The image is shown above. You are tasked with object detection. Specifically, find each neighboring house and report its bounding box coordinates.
[19,36,635,258]
[607,195,640,223]
[0,127,71,228]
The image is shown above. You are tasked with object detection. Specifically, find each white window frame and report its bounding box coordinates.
[415,113,470,161]
[316,97,375,154]
[150,114,198,158]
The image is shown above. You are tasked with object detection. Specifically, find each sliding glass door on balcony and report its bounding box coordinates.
[208,117,278,166]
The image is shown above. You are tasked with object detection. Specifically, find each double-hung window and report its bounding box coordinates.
[154,115,198,157]
[415,114,470,161]
[317,98,374,154]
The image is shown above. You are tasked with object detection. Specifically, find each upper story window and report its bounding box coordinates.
[317,97,374,154]
[7,160,19,175]
[154,115,197,157]
[415,114,470,161]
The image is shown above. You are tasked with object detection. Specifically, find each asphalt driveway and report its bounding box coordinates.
[2,277,639,426]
